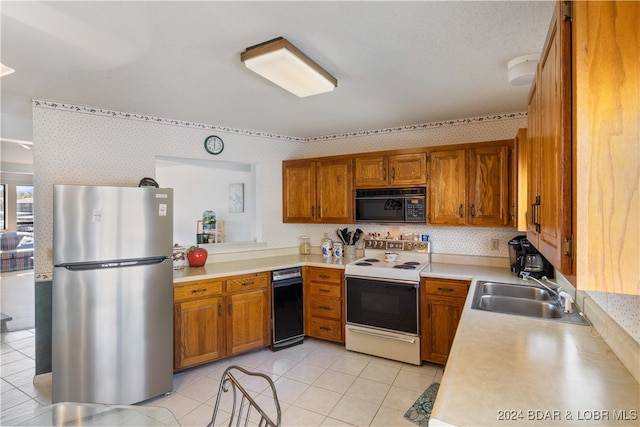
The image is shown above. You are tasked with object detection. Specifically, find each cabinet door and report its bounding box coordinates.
[422,296,464,365]
[468,144,510,226]
[282,159,315,223]
[315,159,353,224]
[389,153,426,186]
[226,289,269,356]
[428,149,466,225]
[535,1,573,273]
[355,156,388,187]
[174,296,224,370]
[526,80,541,243]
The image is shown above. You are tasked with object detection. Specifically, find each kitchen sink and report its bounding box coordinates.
[474,295,562,318]
[477,282,553,301]
[471,281,590,325]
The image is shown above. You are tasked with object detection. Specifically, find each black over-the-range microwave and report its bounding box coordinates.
[355,187,426,223]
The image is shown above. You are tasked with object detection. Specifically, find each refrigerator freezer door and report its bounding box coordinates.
[52,260,173,404]
[53,185,173,265]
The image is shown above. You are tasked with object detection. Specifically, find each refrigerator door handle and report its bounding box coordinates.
[61,257,169,271]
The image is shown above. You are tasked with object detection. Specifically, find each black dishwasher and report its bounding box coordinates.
[271,267,304,350]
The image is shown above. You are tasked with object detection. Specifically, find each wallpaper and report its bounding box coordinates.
[31,99,638,342]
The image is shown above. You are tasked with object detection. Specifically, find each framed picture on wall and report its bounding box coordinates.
[229,183,244,213]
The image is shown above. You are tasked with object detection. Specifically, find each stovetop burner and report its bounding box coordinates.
[345,249,432,282]
[394,264,417,270]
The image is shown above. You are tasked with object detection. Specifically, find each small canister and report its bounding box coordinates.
[333,242,344,258]
[299,236,311,255]
[321,237,333,257]
[172,244,187,270]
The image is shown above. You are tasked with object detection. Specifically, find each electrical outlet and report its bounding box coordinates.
[490,239,499,251]
[47,247,53,260]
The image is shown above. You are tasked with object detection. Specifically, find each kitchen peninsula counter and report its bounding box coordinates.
[426,272,639,426]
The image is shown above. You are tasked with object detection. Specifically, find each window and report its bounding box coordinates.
[0,184,5,229]
[16,185,33,233]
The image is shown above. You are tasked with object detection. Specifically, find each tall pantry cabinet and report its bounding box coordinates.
[526,0,639,294]
[526,0,573,277]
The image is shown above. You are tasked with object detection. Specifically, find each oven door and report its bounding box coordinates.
[345,276,419,335]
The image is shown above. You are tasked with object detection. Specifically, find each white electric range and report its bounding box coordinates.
[344,239,431,365]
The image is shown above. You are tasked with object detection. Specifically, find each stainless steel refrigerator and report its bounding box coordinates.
[52,185,174,404]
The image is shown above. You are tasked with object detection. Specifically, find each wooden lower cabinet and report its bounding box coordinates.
[420,278,470,364]
[174,295,224,369]
[304,266,344,343]
[173,272,270,370]
[226,288,269,356]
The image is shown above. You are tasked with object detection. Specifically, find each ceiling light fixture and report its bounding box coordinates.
[1,63,16,77]
[507,54,539,86]
[241,37,337,98]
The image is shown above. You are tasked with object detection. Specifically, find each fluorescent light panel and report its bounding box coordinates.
[1,63,15,77]
[241,37,337,98]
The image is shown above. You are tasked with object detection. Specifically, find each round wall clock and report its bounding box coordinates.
[204,135,224,155]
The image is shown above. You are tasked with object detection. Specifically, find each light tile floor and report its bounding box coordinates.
[1,330,443,426]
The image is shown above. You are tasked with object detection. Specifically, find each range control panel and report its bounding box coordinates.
[364,239,431,253]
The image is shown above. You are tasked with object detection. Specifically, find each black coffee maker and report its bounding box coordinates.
[508,236,554,279]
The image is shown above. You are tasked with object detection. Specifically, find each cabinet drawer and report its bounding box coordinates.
[174,280,223,302]
[309,296,342,320]
[308,317,342,342]
[226,273,268,293]
[308,268,342,284]
[424,279,470,298]
[309,282,341,298]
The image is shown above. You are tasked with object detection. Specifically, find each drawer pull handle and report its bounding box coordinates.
[191,288,207,294]
[319,326,332,331]
[318,305,332,310]
[241,281,255,287]
[319,274,331,279]
[437,287,454,292]
[318,288,331,293]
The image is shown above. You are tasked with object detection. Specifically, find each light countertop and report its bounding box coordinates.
[172,254,350,283]
[428,275,640,426]
[173,256,639,426]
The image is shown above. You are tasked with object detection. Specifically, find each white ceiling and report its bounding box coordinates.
[0,1,554,140]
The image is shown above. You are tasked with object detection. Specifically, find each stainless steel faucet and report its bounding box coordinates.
[519,272,574,313]
[519,272,563,296]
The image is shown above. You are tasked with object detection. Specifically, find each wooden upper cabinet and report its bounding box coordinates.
[355,153,426,187]
[467,144,510,226]
[389,153,426,186]
[527,0,573,275]
[282,159,315,223]
[282,158,353,224]
[315,159,353,223]
[428,149,467,225]
[428,141,513,227]
[355,156,388,187]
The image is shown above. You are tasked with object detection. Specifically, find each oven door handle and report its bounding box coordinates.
[347,326,417,344]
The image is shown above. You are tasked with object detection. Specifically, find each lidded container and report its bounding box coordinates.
[299,236,311,255]
[172,244,187,270]
[333,242,344,258]
[321,235,333,257]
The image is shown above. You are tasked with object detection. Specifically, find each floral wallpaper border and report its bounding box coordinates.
[32,98,526,143]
